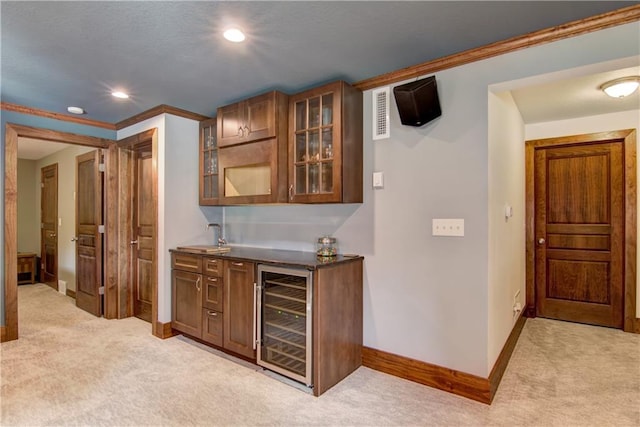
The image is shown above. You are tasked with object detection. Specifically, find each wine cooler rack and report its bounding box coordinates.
[257,266,313,386]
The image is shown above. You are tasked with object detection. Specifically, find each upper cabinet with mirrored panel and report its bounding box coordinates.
[288,81,363,203]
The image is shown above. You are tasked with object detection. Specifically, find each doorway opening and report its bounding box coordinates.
[4,123,159,342]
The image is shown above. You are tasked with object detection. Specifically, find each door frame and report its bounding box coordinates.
[525,129,638,333]
[116,129,158,335]
[3,124,116,341]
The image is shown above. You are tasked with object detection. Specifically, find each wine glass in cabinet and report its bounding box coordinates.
[199,117,219,205]
[288,81,363,203]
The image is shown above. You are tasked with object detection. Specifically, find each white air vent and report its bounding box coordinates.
[372,87,390,140]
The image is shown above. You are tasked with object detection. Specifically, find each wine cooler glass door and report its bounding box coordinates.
[257,265,313,387]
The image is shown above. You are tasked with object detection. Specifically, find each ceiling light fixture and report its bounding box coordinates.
[223,28,245,43]
[67,106,85,115]
[600,76,640,98]
[112,91,130,99]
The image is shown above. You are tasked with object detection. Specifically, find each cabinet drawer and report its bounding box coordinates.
[172,253,202,273]
[204,257,222,276]
[203,275,223,312]
[202,309,223,346]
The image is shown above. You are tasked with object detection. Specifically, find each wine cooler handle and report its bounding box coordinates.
[252,282,258,350]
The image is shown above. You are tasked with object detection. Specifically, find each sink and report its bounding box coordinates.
[176,245,231,254]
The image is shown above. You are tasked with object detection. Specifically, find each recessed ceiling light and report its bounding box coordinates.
[112,91,130,99]
[600,76,640,98]
[67,106,85,115]
[223,28,245,43]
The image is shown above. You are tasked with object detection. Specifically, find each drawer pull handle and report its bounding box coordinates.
[207,311,218,317]
[196,277,201,292]
[207,277,218,282]
[232,262,243,267]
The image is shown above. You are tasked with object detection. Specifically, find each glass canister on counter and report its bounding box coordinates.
[316,236,338,258]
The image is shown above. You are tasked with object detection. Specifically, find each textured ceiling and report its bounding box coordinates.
[2,1,636,125]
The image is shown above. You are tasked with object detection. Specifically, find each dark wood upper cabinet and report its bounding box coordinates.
[199,118,219,205]
[217,91,285,147]
[216,91,289,205]
[288,81,363,203]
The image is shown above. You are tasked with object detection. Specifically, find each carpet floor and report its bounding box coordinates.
[1,284,638,426]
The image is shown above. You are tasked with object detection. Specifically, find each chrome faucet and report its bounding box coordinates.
[206,223,227,247]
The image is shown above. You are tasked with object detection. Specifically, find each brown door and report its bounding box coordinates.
[40,164,58,289]
[75,150,103,316]
[534,140,624,328]
[132,147,154,322]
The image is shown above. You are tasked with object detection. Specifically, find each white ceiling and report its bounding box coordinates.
[512,65,640,123]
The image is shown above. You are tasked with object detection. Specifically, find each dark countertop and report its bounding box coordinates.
[170,245,363,270]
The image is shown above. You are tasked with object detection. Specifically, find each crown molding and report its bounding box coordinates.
[354,4,640,91]
[0,102,116,130]
[115,104,210,130]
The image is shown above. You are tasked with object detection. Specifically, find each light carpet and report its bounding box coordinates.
[1,284,638,426]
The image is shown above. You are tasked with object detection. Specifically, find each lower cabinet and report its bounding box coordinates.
[223,260,256,359]
[171,269,202,338]
[171,252,255,360]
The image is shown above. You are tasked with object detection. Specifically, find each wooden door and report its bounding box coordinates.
[223,260,256,359]
[132,147,154,322]
[534,141,624,328]
[40,164,58,288]
[75,150,103,316]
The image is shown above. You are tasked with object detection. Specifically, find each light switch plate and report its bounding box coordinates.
[432,218,464,237]
[373,171,384,189]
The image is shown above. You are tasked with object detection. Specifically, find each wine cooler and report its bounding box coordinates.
[257,265,313,387]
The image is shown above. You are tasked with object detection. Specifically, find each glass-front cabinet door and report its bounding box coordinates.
[289,82,343,203]
[199,118,219,205]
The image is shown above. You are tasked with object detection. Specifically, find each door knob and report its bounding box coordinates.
[71,237,78,242]
[538,238,545,245]
[130,240,138,245]
[50,233,56,238]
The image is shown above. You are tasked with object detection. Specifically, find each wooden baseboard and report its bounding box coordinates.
[363,308,528,405]
[362,347,491,404]
[154,321,177,339]
[66,289,76,299]
[0,326,6,343]
[488,308,527,401]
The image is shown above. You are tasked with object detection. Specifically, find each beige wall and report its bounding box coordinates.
[487,90,526,372]
[17,159,39,254]
[34,144,95,291]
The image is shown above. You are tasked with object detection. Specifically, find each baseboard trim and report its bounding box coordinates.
[362,347,491,404]
[488,308,527,400]
[154,321,177,339]
[0,326,6,343]
[66,289,76,299]
[363,307,528,405]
